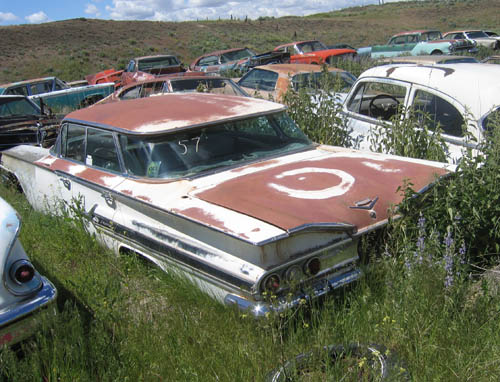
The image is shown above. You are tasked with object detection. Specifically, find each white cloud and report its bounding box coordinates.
[0,12,18,23]
[105,0,381,21]
[85,4,102,17]
[25,11,50,24]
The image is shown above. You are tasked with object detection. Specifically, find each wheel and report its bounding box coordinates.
[368,94,400,120]
[265,343,409,381]
[431,50,443,55]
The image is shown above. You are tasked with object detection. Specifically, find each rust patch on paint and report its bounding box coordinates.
[121,189,133,196]
[194,155,448,232]
[172,207,229,232]
[230,159,280,173]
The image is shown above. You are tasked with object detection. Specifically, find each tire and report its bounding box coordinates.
[430,50,443,55]
[265,343,409,381]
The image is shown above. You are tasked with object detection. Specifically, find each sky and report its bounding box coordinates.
[0,0,404,25]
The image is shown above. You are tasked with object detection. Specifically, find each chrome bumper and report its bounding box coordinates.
[0,277,57,346]
[224,268,361,317]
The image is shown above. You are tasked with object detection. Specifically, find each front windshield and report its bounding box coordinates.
[0,97,40,117]
[297,41,327,53]
[170,78,247,96]
[220,48,255,63]
[138,56,180,71]
[118,112,311,179]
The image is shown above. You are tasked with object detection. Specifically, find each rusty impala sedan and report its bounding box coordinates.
[0,94,453,316]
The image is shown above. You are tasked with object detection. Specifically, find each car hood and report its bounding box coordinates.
[180,147,451,239]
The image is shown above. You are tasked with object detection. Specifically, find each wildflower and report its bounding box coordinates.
[444,231,454,248]
[417,214,426,229]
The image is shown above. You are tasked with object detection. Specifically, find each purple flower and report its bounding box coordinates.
[444,231,454,248]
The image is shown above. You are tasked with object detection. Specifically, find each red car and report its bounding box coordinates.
[120,55,185,87]
[274,40,356,65]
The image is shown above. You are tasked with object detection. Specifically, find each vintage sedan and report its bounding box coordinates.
[121,55,185,87]
[97,74,248,104]
[274,41,356,65]
[237,64,356,102]
[189,48,289,74]
[342,63,500,163]
[0,95,60,152]
[0,77,114,113]
[0,94,453,316]
[0,196,57,347]
[376,55,479,65]
[443,30,500,49]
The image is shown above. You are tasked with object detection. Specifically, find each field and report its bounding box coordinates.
[0,0,499,83]
[1,0,500,380]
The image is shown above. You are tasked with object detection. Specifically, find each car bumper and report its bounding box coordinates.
[224,268,361,317]
[0,277,57,347]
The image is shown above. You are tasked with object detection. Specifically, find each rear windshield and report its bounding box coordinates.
[118,112,311,179]
[138,57,180,71]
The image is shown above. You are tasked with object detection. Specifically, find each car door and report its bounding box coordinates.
[343,78,410,150]
[50,123,125,237]
[408,85,479,162]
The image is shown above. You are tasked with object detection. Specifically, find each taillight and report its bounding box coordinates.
[305,257,321,276]
[263,274,281,293]
[285,265,303,284]
[10,260,35,285]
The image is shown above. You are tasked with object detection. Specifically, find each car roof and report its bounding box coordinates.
[392,30,439,36]
[275,40,319,49]
[196,47,249,58]
[358,63,500,119]
[64,93,285,134]
[251,64,345,75]
[0,76,57,88]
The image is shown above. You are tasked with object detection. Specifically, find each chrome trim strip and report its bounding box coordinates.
[224,268,361,317]
[0,277,57,329]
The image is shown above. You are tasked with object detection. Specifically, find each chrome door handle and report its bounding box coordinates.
[59,178,71,191]
[102,191,116,209]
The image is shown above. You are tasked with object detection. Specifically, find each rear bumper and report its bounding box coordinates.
[0,277,57,347]
[224,268,361,317]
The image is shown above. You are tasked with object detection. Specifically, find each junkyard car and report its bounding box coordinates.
[97,74,248,104]
[0,196,57,347]
[0,95,60,152]
[365,30,476,58]
[86,68,124,88]
[0,77,114,113]
[121,55,185,87]
[274,41,356,64]
[237,64,356,102]
[189,48,289,74]
[342,63,500,163]
[0,94,453,316]
[443,30,500,49]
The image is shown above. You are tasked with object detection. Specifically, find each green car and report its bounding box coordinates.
[368,30,477,58]
[0,77,114,113]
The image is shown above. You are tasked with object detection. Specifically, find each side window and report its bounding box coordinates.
[238,69,278,91]
[198,56,218,66]
[413,90,464,137]
[391,36,407,45]
[86,128,121,172]
[5,86,28,96]
[347,81,406,121]
[30,81,52,95]
[482,107,500,133]
[120,86,141,100]
[62,124,86,162]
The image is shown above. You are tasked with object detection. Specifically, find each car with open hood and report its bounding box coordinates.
[342,63,500,163]
[97,73,248,104]
[273,41,356,65]
[0,93,453,316]
[0,77,114,114]
[0,196,57,347]
[0,95,60,153]
[120,55,185,87]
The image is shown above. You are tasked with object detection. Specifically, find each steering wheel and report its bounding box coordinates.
[368,94,400,119]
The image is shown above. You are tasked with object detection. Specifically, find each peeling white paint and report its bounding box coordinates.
[362,161,402,173]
